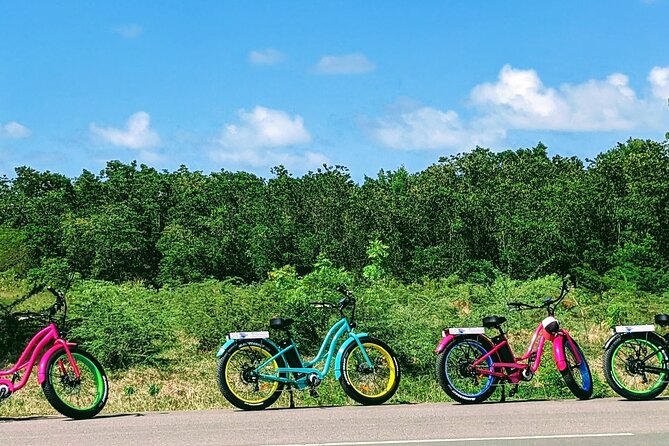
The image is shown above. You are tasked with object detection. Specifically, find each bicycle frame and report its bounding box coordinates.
[437,322,584,384]
[0,323,79,394]
[254,317,373,388]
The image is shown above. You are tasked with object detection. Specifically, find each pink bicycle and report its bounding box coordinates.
[0,283,108,419]
[435,282,592,403]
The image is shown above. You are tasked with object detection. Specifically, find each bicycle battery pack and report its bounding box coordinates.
[278,339,304,368]
[491,334,515,372]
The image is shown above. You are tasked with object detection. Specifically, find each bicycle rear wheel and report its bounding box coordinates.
[217,339,285,410]
[436,336,498,404]
[41,346,108,419]
[603,333,669,400]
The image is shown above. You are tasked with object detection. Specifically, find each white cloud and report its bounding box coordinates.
[0,121,30,139]
[249,48,285,65]
[315,53,376,75]
[366,105,504,150]
[113,24,142,39]
[90,111,160,149]
[366,64,669,151]
[649,66,669,100]
[218,106,311,149]
[211,106,328,170]
[470,64,663,132]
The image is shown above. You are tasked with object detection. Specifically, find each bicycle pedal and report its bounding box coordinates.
[309,388,320,398]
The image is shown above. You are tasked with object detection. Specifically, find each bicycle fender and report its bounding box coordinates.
[216,337,281,358]
[553,331,584,372]
[334,332,368,380]
[603,331,666,351]
[216,338,237,358]
[37,341,78,384]
[435,334,456,354]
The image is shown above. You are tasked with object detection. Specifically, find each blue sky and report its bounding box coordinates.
[1,1,668,181]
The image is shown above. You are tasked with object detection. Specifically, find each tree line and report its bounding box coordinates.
[1,138,668,292]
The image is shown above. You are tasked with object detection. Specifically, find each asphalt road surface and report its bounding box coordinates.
[2,398,668,446]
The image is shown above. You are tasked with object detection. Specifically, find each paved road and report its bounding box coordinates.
[2,398,668,446]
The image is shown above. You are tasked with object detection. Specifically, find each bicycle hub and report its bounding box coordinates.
[0,380,14,401]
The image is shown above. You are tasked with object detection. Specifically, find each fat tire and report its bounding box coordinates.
[560,337,593,400]
[338,336,400,405]
[436,335,498,404]
[41,346,108,419]
[603,333,669,401]
[217,339,286,410]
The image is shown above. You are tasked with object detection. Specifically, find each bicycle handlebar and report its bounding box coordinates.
[309,286,357,326]
[506,280,571,315]
[1,280,71,326]
[508,301,536,311]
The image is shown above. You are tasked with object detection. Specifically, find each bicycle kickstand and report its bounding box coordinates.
[500,384,506,403]
[288,384,296,409]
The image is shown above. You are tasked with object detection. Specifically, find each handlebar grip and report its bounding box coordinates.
[14,311,47,322]
[335,286,353,297]
[46,286,65,300]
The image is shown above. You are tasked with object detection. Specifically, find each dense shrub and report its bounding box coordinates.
[165,279,280,351]
[68,281,175,369]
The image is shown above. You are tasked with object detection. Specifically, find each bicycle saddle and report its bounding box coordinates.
[655,314,669,327]
[482,315,507,328]
[269,317,294,330]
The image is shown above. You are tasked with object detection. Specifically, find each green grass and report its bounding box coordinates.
[1,273,668,417]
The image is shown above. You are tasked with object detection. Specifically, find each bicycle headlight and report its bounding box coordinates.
[542,316,560,335]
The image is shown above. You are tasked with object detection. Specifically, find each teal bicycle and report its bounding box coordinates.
[216,288,400,410]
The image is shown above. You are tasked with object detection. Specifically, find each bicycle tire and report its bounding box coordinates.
[217,339,286,410]
[603,333,669,400]
[436,335,498,404]
[338,336,400,405]
[41,346,109,419]
[560,337,593,400]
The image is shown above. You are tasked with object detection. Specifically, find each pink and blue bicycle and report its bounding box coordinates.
[0,282,108,419]
[435,282,592,403]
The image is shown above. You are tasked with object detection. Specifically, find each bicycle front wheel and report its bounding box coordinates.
[560,337,593,400]
[603,333,669,400]
[217,339,285,410]
[339,336,400,405]
[41,346,109,419]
